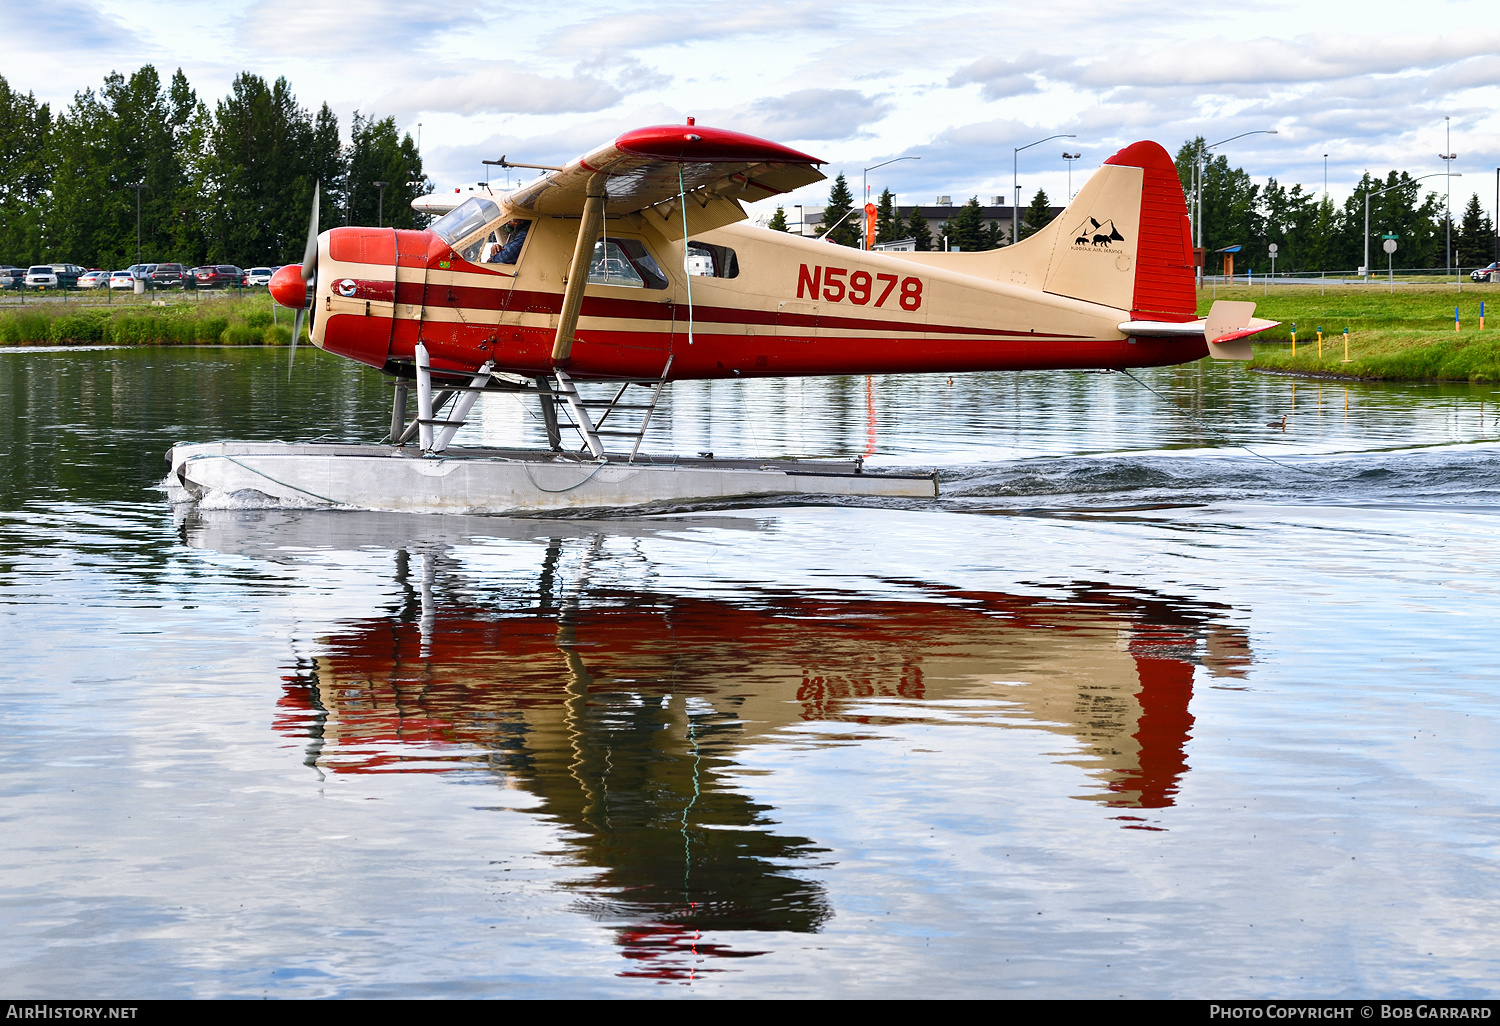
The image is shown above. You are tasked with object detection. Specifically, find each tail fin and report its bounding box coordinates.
[1036,140,1196,321]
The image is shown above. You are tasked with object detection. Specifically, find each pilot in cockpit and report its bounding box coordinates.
[486,219,530,264]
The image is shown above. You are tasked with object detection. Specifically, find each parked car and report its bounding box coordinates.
[78,270,109,289]
[193,264,246,288]
[0,266,23,289]
[1471,262,1499,283]
[108,270,136,290]
[245,266,275,286]
[125,263,157,281]
[147,263,190,288]
[24,264,84,289]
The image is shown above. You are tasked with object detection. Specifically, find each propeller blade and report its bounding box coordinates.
[289,306,305,380]
[300,183,321,280]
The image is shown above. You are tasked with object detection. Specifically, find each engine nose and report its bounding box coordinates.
[268,264,309,309]
[316,227,397,369]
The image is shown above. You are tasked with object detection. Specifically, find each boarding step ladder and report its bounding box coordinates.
[551,357,672,462]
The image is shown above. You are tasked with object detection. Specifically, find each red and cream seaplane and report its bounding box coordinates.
[168,120,1274,513]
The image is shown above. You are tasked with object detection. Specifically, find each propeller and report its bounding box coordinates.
[269,183,320,379]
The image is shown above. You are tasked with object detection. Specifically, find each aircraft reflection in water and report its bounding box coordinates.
[186,512,1249,978]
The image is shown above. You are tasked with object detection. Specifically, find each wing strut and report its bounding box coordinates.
[551,174,607,368]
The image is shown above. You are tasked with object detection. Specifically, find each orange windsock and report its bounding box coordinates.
[864,203,878,249]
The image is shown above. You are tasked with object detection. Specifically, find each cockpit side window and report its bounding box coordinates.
[686,241,739,279]
[486,220,531,265]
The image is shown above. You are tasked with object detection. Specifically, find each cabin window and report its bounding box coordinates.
[589,238,668,290]
[686,241,739,279]
[430,197,502,248]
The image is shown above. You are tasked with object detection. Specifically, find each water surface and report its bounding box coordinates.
[2,347,1498,997]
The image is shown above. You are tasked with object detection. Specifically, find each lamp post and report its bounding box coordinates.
[1194,129,1278,286]
[1062,151,1081,200]
[1014,133,1075,246]
[128,183,145,267]
[1362,172,1454,281]
[373,180,389,228]
[862,156,919,250]
[1440,116,1457,274]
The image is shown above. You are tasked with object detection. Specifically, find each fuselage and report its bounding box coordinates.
[310,141,1206,382]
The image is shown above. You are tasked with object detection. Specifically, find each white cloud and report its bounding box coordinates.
[236,0,482,55]
[377,63,624,117]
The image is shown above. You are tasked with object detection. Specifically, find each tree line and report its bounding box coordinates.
[773,144,1499,271]
[1175,138,1496,273]
[0,67,427,270]
[769,173,1055,251]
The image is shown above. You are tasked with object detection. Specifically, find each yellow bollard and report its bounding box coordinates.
[1317,327,1323,357]
[1291,323,1297,355]
[1342,327,1350,363]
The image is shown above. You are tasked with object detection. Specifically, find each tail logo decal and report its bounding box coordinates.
[1071,217,1126,250]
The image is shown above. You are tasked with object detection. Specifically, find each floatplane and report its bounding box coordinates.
[168,121,1275,513]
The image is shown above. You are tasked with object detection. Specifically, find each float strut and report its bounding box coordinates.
[431,361,494,452]
[415,343,435,451]
[390,383,409,445]
[536,375,562,450]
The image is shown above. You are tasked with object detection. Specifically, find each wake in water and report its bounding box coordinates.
[943,442,1500,511]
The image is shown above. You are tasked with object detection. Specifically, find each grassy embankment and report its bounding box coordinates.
[0,293,301,347]
[1204,283,1500,382]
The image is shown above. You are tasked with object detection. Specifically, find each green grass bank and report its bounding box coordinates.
[1205,283,1500,382]
[0,294,300,347]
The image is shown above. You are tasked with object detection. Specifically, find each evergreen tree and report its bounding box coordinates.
[1259,178,1318,272]
[207,73,320,265]
[983,221,1005,249]
[944,196,985,251]
[821,173,858,247]
[1018,188,1055,241]
[766,206,788,231]
[905,205,931,251]
[874,188,899,244]
[309,103,346,231]
[1457,193,1494,268]
[49,66,184,269]
[166,68,211,266]
[347,112,423,230]
[0,75,52,266]
[1341,170,1443,271]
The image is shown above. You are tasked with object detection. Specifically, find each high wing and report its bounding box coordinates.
[424,124,826,240]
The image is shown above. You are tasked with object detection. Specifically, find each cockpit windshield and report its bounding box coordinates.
[429,197,502,247]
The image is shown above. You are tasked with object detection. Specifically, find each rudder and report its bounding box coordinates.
[1038,141,1195,322]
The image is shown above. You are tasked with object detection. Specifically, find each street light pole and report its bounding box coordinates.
[1062,152,1081,200]
[862,156,919,249]
[373,181,389,228]
[1195,129,1278,287]
[129,183,145,266]
[1014,133,1075,246]
[1439,116,1457,274]
[1362,172,1454,281]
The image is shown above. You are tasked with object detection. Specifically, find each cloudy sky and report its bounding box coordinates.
[6,0,1499,219]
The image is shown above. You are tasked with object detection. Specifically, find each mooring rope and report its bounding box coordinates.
[678,166,694,347]
[213,454,347,505]
[1117,369,1321,477]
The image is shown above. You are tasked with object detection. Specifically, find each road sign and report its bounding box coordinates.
[1382,233,1399,240]
[1268,243,1279,255]
[1383,239,1398,254]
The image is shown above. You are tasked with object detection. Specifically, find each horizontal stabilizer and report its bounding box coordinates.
[1119,300,1279,361]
